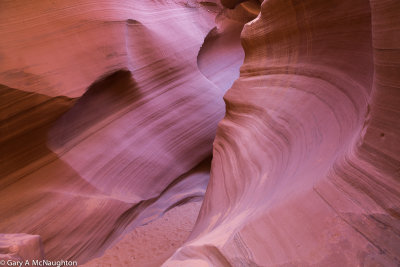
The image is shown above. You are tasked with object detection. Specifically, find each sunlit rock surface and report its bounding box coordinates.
[1,0,399,266]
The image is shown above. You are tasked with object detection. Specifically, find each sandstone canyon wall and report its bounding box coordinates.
[165,0,400,266]
[1,0,400,266]
[0,0,228,263]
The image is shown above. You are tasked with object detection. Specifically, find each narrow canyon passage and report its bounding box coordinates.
[1,0,399,267]
[0,0,250,265]
[81,2,261,266]
[0,0,226,264]
[197,1,260,93]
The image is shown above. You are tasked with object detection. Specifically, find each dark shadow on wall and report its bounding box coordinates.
[48,69,141,150]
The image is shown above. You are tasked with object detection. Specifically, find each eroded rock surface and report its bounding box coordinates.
[165,0,400,266]
[0,0,231,264]
[1,0,399,266]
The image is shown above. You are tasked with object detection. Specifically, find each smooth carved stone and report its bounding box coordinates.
[1,0,399,266]
[0,0,230,264]
[165,0,400,266]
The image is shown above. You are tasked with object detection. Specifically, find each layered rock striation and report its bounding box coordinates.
[0,0,230,263]
[1,0,399,266]
[166,0,400,266]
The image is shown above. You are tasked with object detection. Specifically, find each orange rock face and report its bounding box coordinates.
[1,0,399,266]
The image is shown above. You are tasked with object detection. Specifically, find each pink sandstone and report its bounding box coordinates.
[0,0,399,266]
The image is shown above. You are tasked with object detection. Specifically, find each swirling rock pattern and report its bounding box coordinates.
[165,0,400,266]
[0,0,231,264]
[1,0,399,266]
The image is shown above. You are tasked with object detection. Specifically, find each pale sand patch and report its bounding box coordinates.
[81,201,201,267]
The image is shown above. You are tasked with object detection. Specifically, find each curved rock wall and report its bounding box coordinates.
[165,0,400,266]
[0,0,229,263]
[1,0,399,266]
[197,1,260,92]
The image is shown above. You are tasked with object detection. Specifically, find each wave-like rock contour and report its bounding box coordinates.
[1,0,399,266]
[165,0,400,266]
[0,0,233,263]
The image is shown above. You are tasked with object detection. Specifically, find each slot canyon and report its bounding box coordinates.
[0,0,399,266]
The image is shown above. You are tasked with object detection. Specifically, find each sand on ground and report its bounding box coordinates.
[81,201,201,267]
